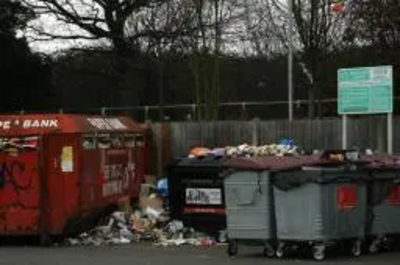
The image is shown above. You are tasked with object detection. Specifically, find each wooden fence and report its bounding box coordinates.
[149,116,398,175]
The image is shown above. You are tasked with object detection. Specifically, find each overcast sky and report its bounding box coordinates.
[24,0,290,54]
[24,0,103,53]
[25,14,98,53]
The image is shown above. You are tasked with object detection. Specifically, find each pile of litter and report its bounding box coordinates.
[188,139,299,158]
[64,194,226,247]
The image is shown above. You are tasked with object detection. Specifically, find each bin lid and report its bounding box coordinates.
[0,114,148,136]
[169,155,227,168]
[224,155,328,171]
[362,154,400,170]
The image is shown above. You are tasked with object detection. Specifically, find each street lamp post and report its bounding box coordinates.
[288,0,294,122]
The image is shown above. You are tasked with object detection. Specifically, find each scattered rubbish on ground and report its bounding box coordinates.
[63,192,226,247]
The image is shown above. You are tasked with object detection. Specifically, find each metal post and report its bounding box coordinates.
[387,112,393,154]
[342,115,347,149]
[251,119,259,146]
[156,124,163,177]
[144,106,149,122]
[288,0,294,122]
[241,102,247,120]
[192,104,196,121]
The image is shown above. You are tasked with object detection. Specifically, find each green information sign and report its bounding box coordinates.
[338,66,393,114]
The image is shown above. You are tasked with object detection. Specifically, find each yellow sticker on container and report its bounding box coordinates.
[61,146,74,172]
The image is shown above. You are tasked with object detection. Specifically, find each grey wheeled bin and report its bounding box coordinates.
[366,165,400,253]
[273,165,368,260]
[223,155,322,258]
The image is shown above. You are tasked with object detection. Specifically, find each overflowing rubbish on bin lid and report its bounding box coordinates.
[188,139,300,159]
[183,140,389,172]
[224,155,321,170]
[220,149,390,173]
[362,153,400,168]
[187,142,379,161]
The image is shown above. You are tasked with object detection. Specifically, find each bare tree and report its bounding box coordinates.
[237,0,285,57]
[347,0,400,49]
[132,0,198,120]
[132,0,239,120]
[23,0,167,53]
[260,0,348,118]
[183,0,241,120]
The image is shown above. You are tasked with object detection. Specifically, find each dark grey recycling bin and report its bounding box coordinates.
[362,156,400,253]
[273,165,369,260]
[223,155,323,258]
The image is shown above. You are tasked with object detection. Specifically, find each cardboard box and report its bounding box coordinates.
[117,196,133,214]
[144,175,157,185]
[139,195,163,210]
[140,183,155,197]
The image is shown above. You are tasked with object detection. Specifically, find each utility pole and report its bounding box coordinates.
[288,0,294,122]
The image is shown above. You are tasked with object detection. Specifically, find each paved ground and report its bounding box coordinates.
[0,244,400,265]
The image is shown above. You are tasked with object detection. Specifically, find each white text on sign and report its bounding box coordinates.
[102,162,135,197]
[185,188,222,205]
[0,121,11,130]
[23,119,58,129]
[0,119,59,130]
[88,118,127,130]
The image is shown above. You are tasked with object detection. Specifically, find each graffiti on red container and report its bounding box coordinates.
[0,138,39,208]
[102,150,135,197]
[0,155,38,209]
[0,152,39,232]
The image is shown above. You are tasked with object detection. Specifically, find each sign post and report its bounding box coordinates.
[388,112,393,154]
[338,66,393,153]
[342,115,347,150]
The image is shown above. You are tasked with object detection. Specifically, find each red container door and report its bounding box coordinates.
[81,149,100,211]
[133,145,144,198]
[99,148,133,204]
[46,134,80,234]
[0,143,41,235]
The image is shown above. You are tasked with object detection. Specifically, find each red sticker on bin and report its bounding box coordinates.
[387,186,400,206]
[337,186,357,211]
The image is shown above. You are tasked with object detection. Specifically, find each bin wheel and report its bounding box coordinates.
[276,249,284,258]
[263,246,275,258]
[385,238,395,251]
[227,242,238,257]
[351,241,362,257]
[276,243,286,259]
[40,234,53,247]
[369,242,379,254]
[312,245,326,261]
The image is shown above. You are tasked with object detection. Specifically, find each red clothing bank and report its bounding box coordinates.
[0,114,150,242]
